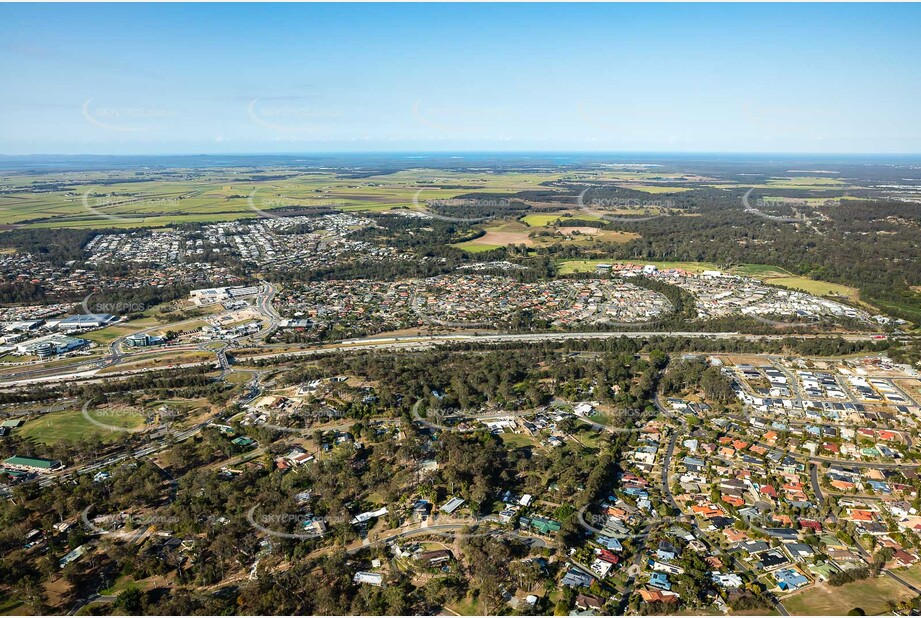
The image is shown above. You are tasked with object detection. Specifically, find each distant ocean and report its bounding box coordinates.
[2,152,920,173]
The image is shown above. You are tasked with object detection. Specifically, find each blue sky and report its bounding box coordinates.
[1,3,919,155]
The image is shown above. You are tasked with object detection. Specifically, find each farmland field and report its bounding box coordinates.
[0,165,887,231]
[765,176,848,187]
[451,241,504,253]
[520,214,565,227]
[616,184,694,193]
[0,168,571,229]
[520,212,614,226]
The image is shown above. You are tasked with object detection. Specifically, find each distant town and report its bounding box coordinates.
[0,150,920,618]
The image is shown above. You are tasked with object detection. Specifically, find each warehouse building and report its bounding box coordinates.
[3,455,63,473]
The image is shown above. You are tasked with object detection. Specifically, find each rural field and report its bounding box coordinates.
[0,166,878,230]
[615,184,694,193]
[0,168,569,229]
[453,219,640,252]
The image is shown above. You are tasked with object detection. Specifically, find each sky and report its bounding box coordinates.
[1,3,920,155]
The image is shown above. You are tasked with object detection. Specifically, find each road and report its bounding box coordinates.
[809,463,827,511]
[742,187,800,223]
[68,594,116,616]
[660,421,680,510]
[3,287,910,613]
[0,283,281,387]
[410,400,537,432]
[885,569,921,595]
[653,392,790,616]
[847,535,921,596]
[23,289,283,491]
[36,413,215,488]
[0,324,892,388]
[251,282,281,339]
[344,519,546,555]
[567,384,791,614]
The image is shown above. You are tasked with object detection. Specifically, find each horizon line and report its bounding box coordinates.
[3,150,921,158]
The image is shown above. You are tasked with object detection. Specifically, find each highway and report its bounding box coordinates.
[1,284,912,614]
[0,284,281,387]
[19,286,286,492]
[0,312,894,388]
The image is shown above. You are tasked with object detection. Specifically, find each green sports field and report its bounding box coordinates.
[20,406,147,444]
